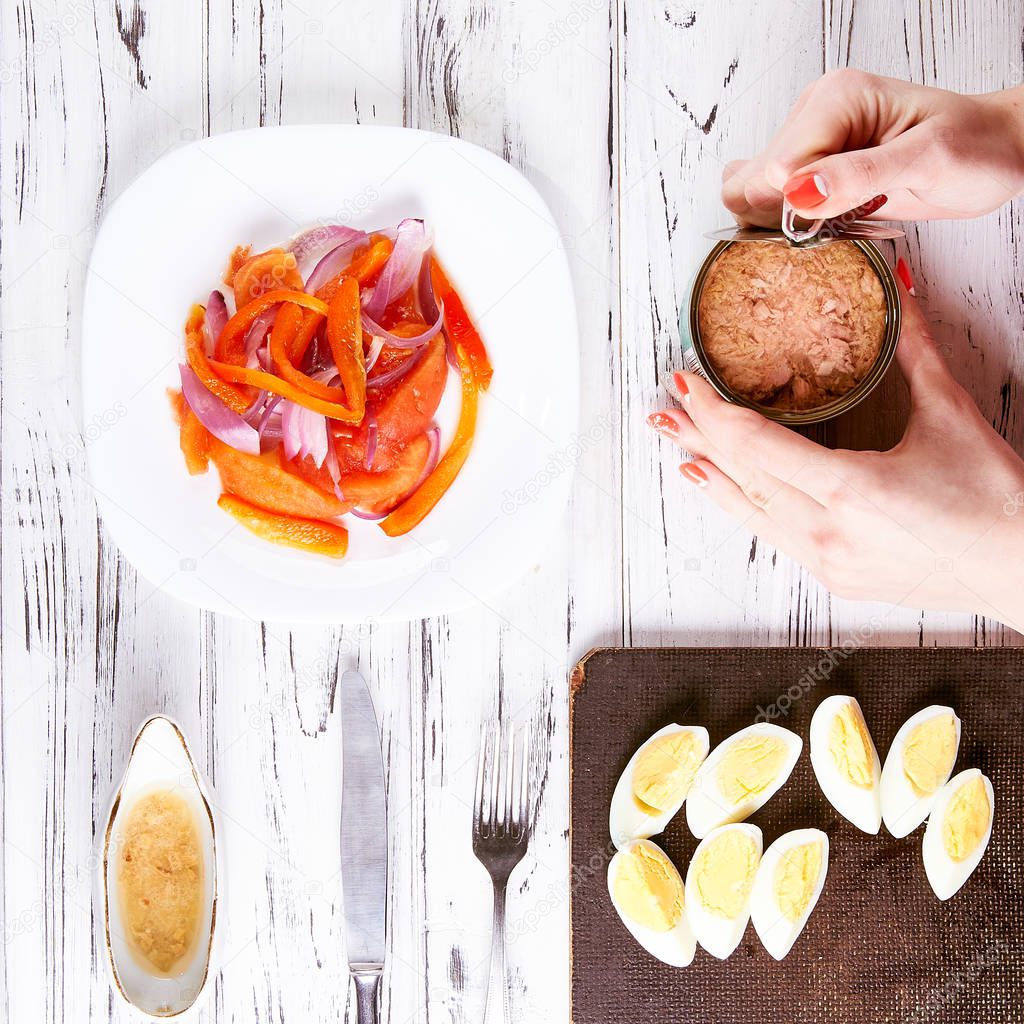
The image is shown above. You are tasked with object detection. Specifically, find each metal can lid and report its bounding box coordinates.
[706,196,905,249]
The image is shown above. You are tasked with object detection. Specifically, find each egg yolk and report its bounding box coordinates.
[773,841,823,922]
[716,734,787,806]
[828,701,875,788]
[612,844,684,932]
[903,714,957,798]
[691,830,759,919]
[632,731,705,813]
[942,776,991,862]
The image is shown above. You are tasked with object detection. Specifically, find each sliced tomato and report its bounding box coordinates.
[208,438,350,519]
[337,433,432,513]
[372,335,447,449]
[232,248,304,305]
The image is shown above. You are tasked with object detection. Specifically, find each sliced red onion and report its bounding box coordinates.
[281,400,329,468]
[257,395,283,436]
[348,507,389,521]
[287,225,366,267]
[178,363,260,455]
[305,238,366,294]
[364,411,378,470]
[365,336,385,373]
[410,426,442,495]
[366,344,426,391]
[242,389,269,426]
[360,300,444,349]
[245,307,277,368]
[203,290,229,353]
[362,218,431,320]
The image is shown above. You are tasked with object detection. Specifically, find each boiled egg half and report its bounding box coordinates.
[809,695,881,834]
[685,822,762,959]
[750,828,829,960]
[609,724,710,849]
[607,839,696,967]
[880,705,961,838]
[922,768,994,901]
[685,724,802,839]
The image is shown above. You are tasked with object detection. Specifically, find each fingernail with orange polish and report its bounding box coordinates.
[673,371,691,404]
[647,411,680,439]
[680,462,708,487]
[896,257,916,296]
[783,172,829,209]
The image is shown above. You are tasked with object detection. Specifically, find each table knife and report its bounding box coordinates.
[340,669,388,1024]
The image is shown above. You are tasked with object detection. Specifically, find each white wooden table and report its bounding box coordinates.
[2,2,1021,1021]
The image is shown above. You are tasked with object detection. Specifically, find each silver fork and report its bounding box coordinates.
[472,720,531,1024]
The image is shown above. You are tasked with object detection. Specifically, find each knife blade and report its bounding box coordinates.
[340,669,387,1020]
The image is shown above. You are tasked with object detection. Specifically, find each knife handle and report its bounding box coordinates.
[351,967,381,1024]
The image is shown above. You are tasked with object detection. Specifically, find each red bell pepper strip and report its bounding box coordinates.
[430,260,493,389]
[380,345,478,537]
[217,494,349,558]
[214,289,328,364]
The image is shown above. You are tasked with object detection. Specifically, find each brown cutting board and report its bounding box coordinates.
[569,647,1023,1024]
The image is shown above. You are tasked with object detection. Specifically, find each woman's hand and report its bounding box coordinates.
[723,70,1024,226]
[647,275,1024,631]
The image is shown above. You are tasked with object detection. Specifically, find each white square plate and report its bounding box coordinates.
[82,125,578,623]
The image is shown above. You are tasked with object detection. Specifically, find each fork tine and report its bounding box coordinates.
[488,721,501,835]
[503,721,515,834]
[474,721,487,835]
[519,721,531,837]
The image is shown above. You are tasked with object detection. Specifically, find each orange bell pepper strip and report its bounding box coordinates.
[317,235,394,302]
[183,304,252,414]
[325,276,366,419]
[379,345,479,537]
[217,494,349,558]
[208,438,350,519]
[214,289,328,364]
[207,357,364,422]
[168,389,210,475]
[267,303,353,406]
[430,259,493,389]
[232,248,303,305]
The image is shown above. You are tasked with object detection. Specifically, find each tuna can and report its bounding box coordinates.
[679,207,903,426]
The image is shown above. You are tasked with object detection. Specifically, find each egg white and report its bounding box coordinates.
[685,724,802,839]
[607,840,696,967]
[880,705,961,838]
[609,724,710,850]
[684,822,763,960]
[809,695,881,834]
[750,828,829,961]
[922,768,994,901]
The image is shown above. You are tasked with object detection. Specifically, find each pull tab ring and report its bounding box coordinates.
[781,200,825,245]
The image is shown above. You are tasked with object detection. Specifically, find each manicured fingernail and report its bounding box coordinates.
[647,412,680,439]
[855,194,887,218]
[782,172,829,209]
[672,371,691,404]
[896,257,916,296]
[679,462,708,487]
